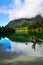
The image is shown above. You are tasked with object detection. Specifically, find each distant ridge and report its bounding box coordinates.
[6,15,43,28]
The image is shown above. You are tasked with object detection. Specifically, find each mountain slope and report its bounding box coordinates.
[6,15,43,28]
[6,18,30,28]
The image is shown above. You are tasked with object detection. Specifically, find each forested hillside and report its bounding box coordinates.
[6,15,43,28]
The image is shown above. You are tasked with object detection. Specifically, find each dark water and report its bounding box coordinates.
[0,37,43,57]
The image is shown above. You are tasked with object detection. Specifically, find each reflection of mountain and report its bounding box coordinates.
[6,15,43,28]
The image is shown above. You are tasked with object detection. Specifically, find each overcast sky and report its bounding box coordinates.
[0,0,43,26]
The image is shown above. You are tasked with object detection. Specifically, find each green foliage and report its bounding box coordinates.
[0,15,43,42]
[7,32,43,42]
[6,15,43,28]
[0,26,15,39]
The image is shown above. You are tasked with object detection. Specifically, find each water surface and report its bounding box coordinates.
[0,37,43,57]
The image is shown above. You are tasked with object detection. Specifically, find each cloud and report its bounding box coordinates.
[0,1,14,14]
[0,0,43,21]
[9,41,43,57]
[9,0,43,21]
[0,6,7,14]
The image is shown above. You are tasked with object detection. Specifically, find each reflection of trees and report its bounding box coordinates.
[32,42,43,50]
[29,35,43,50]
[0,26,15,39]
[32,42,36,50]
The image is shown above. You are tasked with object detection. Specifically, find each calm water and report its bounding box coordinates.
[0,37,43,57]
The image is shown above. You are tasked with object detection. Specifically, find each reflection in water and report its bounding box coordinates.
[10,42,43,57]
[32,42,43,50]
[0,37,11,45]
[0,37,43,57]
